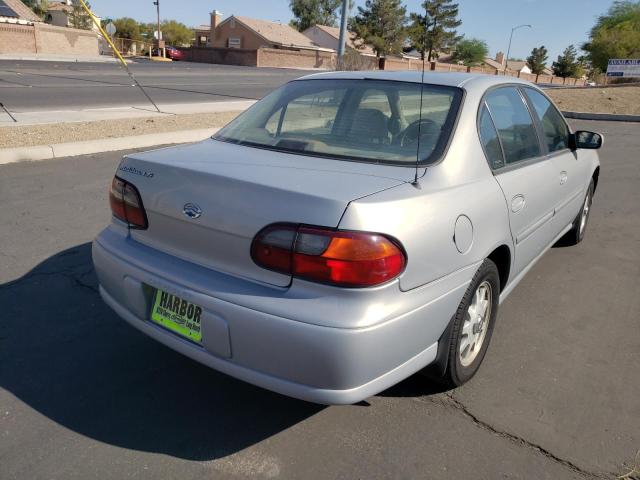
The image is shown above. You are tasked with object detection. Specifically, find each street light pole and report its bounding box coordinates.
[506,24,531,70]
[337,0,348,65]
[153,0,162,57]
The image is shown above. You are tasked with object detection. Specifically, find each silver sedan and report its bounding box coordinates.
[93,71,602,404]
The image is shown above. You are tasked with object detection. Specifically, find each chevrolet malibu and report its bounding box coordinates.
[93,72,602,404]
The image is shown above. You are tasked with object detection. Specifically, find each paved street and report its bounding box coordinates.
[0,120,638,479]
[0,60,305,112]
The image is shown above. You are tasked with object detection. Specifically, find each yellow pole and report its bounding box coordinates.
[77,0,127,65]
[77,0,162,113]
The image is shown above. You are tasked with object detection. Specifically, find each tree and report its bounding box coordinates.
[69,0,93,30]
[289,0,344,31]
[350,0,407,57]
[451,38,488,66]
[526,45,548,74]
[112,17,141,40]
[160,20,193,46]
[407,0,461,61]
[23,0,49,19]
[583,0,640,72]
[552,45,581,77]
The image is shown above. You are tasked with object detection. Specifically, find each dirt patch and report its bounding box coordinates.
[0,111,241,149]
[547,86,640,115]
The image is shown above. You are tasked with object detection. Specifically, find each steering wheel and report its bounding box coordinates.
[397,119,439,148]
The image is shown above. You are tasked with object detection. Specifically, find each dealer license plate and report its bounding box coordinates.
[150,289,203,343]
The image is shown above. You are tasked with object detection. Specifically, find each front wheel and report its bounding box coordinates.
[440,259,500,387]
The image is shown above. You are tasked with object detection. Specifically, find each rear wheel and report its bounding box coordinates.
[440,259,500,387]
[563,179,594,246]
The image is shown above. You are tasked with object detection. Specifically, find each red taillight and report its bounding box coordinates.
[251,224,406,287]
[109,176,148,229]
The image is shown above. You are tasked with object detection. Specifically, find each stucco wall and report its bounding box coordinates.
[0,22,98,56]
[180,47,258,67]
[0,23,36,54]
[257,47,335,69]
[34,23,98,56]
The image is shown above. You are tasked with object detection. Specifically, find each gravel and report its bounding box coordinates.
[0,111,241,149]
[547,85,640,115]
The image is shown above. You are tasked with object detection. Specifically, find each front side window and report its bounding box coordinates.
[484,87,541,165]
[214,79,463,165]
[524,88,570,153]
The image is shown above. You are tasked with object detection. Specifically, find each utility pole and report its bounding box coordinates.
[153,0,163,57]
[337,0,348,65]
[506,24,531,70]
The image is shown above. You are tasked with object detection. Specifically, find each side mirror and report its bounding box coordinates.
[571,130,604,150]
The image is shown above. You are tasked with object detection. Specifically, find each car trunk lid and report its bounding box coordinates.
[117,139,410,287]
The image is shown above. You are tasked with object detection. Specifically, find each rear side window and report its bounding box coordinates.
[478,105,505,169]
[524,88,570,153]
[485,87,541,165]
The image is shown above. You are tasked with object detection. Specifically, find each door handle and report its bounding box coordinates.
[560,171,568,185]
[511,194,526,213]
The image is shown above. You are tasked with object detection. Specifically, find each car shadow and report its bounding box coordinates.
[0,242,447,460]
[0,243,322,461]
[552,231,576,248]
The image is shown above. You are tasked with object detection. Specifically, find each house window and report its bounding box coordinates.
[228,37,241,48]
[230,18,236,28]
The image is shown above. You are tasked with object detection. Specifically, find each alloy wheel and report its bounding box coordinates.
[459,281,493,367]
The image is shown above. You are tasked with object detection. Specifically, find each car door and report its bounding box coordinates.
[522,87,590,231]
[479,86,558,277]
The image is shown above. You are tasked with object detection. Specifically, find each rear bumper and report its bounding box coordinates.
[92,227,471,405]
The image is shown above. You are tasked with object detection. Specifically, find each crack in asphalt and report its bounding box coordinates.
[418,392,610,479]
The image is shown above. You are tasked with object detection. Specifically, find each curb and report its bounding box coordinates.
[0,54,121,63]
[562,111,640,122]
[0,127,220,165]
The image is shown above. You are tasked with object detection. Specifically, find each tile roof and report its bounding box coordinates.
[483,57,504,71]
[2,0,41,22]
[311,24,375,55]
[229,16,318,48]
[505,60,529,71]
[47,2,72,11]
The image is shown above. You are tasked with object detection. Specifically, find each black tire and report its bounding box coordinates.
[440,258,500,388]
[562,179,594,246]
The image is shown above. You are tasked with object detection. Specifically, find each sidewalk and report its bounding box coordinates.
[0,100,256,126]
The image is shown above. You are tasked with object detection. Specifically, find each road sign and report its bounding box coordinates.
[153,30,162,40]
[104,22,116,36]
[606,59,640,78]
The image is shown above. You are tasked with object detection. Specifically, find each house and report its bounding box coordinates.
[505,60,532,74]
[0,0,41,24]
[45,0,100,32]
[483,51,552,76]
[302,24,375,56]
[45,1,71,27]
[199,10,321,51]
[194,24,211,47]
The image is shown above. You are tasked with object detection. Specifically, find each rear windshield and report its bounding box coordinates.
[213,79,463,165]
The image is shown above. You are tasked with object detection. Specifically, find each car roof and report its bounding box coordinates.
[298,70,536,91]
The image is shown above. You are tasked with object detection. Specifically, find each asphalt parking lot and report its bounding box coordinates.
[0,119,638,479]
[0,60,304,112]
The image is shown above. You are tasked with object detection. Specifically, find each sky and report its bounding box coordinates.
[88,0,614,62]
